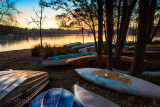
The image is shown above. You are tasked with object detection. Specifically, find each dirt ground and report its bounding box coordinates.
[0,49,160,107]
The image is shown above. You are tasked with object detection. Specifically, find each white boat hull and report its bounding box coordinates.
[75,68,160,99]
[42,59,68,66]
[73,85,120,107]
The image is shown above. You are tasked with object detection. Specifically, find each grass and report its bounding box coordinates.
[16,65,45,71]
[48,74,57,80]
[31,44,78,58]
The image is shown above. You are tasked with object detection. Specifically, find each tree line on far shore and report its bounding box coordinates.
[0,24,91,35]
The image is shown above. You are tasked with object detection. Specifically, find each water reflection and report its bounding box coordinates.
[0,34,159,52]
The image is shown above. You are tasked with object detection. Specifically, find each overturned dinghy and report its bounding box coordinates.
[29,88,81,107]
[73,85,120,107]
[0,70,49,107]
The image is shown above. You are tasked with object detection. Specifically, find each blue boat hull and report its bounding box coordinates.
[29,88,81,107]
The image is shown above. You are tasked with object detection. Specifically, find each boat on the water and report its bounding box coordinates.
[66,42,82,47]
[75,68,160,99]
[0,70,49,107]
[73,85,120,107]
[42,53,97,66]
[29,88,81,107]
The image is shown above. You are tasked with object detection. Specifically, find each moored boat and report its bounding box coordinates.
[0,70,49,107]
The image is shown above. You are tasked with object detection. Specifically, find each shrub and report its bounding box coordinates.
[31,44,78,58]
[31,45,44,57]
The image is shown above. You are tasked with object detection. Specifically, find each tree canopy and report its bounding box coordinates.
[0,0,20,26]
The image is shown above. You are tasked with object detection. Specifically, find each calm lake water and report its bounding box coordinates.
[0,34,159,52]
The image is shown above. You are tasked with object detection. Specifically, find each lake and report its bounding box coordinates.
[0,34,159,52]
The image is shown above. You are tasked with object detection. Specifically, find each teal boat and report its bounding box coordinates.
[42,53,97,66]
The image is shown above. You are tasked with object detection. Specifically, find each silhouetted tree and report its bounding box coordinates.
[130,0,156,76]
[0,0,19,26]
[115,0,137,68]
[27,1,46,47]
[45,0,99,52]
[96,0,103,68]
[116,0,122,38]
[105,0,113,70]
[146,0,157,44]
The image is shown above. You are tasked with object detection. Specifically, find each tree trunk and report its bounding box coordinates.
[106,0,113,70]
[130,0,150,76]
[115,0,127,52]
[96,0,103,68]
[146,0,156,44]
[117,0,122,40]
[93,24,98,52]
[104,21,107,55]
[84,1,98,52]
[40,6,43,47]
[115,0,137,68]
